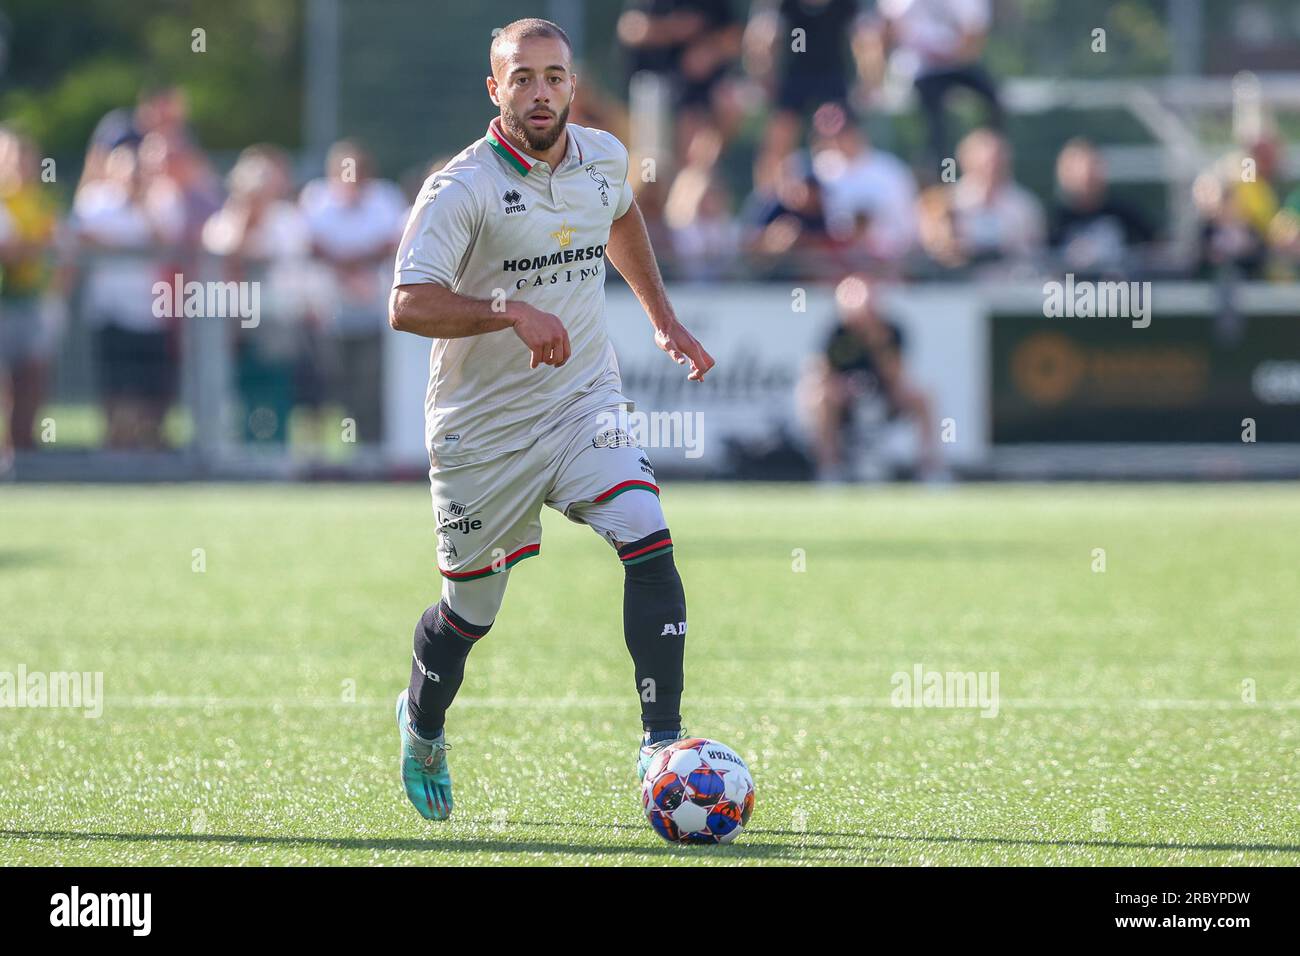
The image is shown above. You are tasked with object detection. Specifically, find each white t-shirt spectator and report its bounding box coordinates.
[298,178,408,261]
[74,181,184,332]
[202,200,328,342]
[879,0,990,77]
[951,178,1045,261]
[814,146,918,260]
[299,178,408,333]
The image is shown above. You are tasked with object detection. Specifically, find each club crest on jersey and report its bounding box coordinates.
[586,163,610,206]
[502,189,526,214]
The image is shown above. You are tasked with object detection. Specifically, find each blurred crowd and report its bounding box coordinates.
[4,0,1300,469]
[597,0,1300,285]
[2,87,406,456]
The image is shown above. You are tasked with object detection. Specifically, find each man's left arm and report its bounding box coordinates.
[605,196,716,382]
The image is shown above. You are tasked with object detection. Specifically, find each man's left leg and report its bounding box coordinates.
[547,432,689,778]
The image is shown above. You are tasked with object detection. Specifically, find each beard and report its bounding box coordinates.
[501,100,571,152]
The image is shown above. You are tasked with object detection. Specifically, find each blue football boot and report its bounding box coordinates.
[395,690,453,820]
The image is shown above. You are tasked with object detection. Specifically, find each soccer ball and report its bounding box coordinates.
[641,737,755,844]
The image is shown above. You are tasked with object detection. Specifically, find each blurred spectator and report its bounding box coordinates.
[0,128,60,459]
[665,164,742,280]
[869,0,1001,176]
[203,145,316,446]
[1194,130,1285,279]
[914,184,965,269]
[138,132,223,253]
[73,144,184,449]
[797,273,938,481]
[566,69,631,147]
[809,103,917,263]
[746,0,873,191]
[950,128,1044,264]
[1050,138,1153,276]
[741,152,832,275]
[78,86,199,199]
[1269,180,1300,270]
[618,0,745,164]
[299,139,407,446]
[629,174,676,270]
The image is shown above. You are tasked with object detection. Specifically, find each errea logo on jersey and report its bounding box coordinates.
[502,189,526,214]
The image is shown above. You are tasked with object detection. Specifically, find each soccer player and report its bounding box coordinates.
[389,18,715,820]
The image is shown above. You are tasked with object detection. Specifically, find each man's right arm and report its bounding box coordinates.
[389,284,571,367]
[389,177,569,366]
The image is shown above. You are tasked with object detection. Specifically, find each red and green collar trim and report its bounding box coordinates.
[487,118,535,175]
[486,117,582,176]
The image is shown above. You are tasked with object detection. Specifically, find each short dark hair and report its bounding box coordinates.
[489,18,572,78]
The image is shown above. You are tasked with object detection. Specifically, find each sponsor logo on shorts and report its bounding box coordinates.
[436,507,483,534]
[638,455,655,477]
[446,501,466,517]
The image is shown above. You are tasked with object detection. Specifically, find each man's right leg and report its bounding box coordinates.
[406,571,510,739]
[397,447,545,821]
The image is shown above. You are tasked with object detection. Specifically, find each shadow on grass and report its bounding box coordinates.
[15,821,1291,861]
[0,548,55,570]
[753,829,1300,856]
[0,826,869,861]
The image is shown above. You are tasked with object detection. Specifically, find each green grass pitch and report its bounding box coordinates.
[2,482,1298,865]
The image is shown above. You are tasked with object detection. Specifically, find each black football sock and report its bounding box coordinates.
[619,529,685,733]
[407,600,490,738]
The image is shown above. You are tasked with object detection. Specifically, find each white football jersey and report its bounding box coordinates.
[394,118,635,468]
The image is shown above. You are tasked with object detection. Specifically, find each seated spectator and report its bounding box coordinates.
[797,273,938,481]
[1050,138,1154,276]
[951,128,1045,264]
[747,0,873,191]
[809,103,917,263]
[0,128,61,460]
[914,184,965,269]
[73,143,184,450]
[869,0,1001,177]
[300,139,408,446]
[741,152,833,274]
